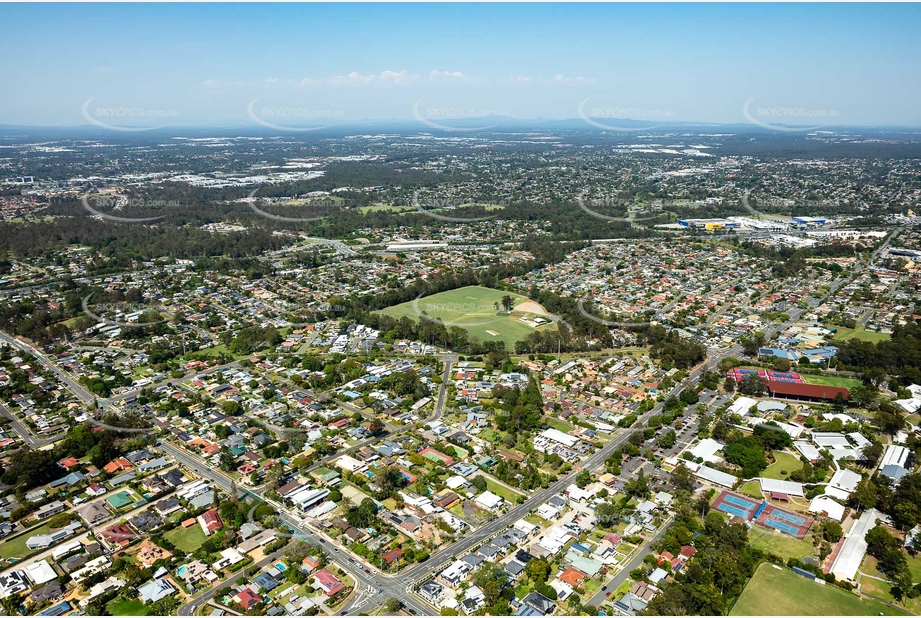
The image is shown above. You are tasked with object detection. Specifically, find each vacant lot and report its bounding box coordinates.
[731,563,902,616]
[379,286,555,348]
[164,524,206,552]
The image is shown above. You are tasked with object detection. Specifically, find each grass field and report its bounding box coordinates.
[379,286,556,349]
[762,451,804,480]
[832,326,891,343]
[0,522,53,562]
[801,373,863,389]
[749,529,817,562]
[107,598,148,616]
[475,473,524,503]
[164,524,206,552]
[731,563,903,616]
[740,480,764,500]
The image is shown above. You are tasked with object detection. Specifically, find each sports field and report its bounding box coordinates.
[730,563,903,616]
[832,326,890,343]
[379,286,555,348]
[801,373,863,389]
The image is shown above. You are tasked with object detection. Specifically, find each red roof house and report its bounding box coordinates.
[314,569,345,596]
[198,509,223,536]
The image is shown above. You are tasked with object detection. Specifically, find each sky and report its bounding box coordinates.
[2,3,920,129]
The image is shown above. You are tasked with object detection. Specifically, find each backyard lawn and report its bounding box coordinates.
[107,598,148,616]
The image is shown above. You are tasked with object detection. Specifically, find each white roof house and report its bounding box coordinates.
[825,469,862,501]
[758,478,804,496]
[809,495,846,522]
[728,396,757,416]
[693,465,736,488]
[335,455,367,473]
[474,490,503,511]
[537,428,579,448]
[794,440,822,461]
[689,438,725,464]
[24,559,57,586]
[813,432,850,449]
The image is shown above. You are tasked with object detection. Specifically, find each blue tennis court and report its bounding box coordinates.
[723,494,758,510]
[715,503,751,519]
[764,518,801,536]
[770,510,806,525]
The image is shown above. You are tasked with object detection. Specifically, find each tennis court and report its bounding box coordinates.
[712,490,760,521]
[724,494,758,510]
[757,503,814,539]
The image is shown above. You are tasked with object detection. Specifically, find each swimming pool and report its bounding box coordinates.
[275,563,287,572]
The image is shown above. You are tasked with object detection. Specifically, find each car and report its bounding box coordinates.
[364,569,371,574]
[349,558,355,563]
[602,586,607,591]
[606,592,612,597]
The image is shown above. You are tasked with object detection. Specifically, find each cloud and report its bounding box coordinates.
[379,69,420,85]
[553,74,598,86]
[262,77,279,86]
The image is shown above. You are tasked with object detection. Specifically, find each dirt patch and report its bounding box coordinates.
[513,300,552,316]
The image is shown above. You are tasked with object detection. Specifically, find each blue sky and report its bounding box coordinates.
[2,3,920,128]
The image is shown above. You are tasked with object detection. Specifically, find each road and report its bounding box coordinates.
[160,441,429,616]
[586,516,673,608]
[4,227,902,612]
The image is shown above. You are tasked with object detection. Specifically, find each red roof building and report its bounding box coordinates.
[382,548,404,566]
[314,568,345,596]
[102,457,133,474]
[198,509,223,536]
[764,381,849,402]
[233,588,262,610]
[59,457,80,470]
[558,567,587,588]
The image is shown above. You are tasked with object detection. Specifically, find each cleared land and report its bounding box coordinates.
[379,286,555,349]
[731,563,903,616]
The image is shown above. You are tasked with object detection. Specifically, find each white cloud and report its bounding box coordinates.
[553,74,597,86]
[262,77,279,86]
